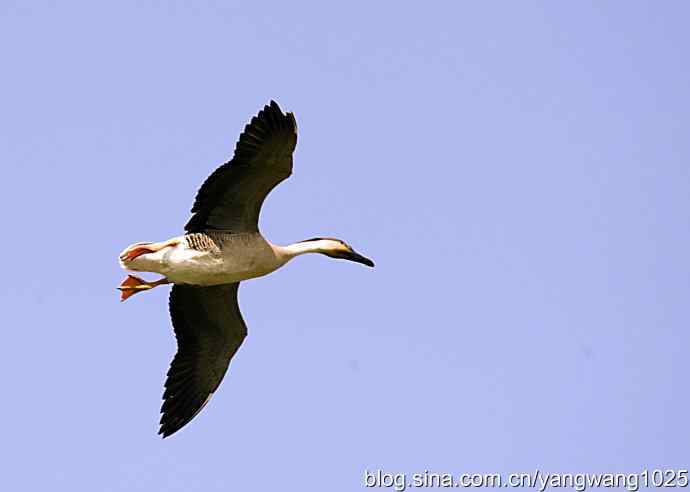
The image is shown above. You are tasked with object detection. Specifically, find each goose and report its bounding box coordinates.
[118,101,374,438]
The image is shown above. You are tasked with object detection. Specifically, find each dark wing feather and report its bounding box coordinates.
[159,283,247,438]
[185,100,298,233]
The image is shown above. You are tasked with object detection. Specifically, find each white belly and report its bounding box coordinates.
[120,239,282,286]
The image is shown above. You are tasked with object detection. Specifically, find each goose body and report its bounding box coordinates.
[118,101,374,438]
[120,232,284,286]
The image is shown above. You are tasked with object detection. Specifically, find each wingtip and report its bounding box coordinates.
[158,425,175,439]
[261,100,296,133]
[287,112,297,133]
[266,100,281,114]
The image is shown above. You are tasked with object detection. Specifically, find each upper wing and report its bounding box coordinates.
[159,283,247,438]
[185,100,298,233]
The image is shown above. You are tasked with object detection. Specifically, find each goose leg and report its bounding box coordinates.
[120,238,181,262]
[118,275,171,302]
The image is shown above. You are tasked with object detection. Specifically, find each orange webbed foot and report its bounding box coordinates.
[118,275,148,302]
[118,275,170,302]
[120,239,181,263]
[119,244,156,262]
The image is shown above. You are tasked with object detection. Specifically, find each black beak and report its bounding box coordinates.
[342,250,375,267]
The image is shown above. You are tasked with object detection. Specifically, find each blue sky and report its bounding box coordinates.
[1,1,688,490]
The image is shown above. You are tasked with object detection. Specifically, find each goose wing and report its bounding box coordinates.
[185,100,298,233]
[159,283,247,438]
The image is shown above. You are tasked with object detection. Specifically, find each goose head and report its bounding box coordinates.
[301,237,375,267]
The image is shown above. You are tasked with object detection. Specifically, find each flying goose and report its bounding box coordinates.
[118,101,374,438]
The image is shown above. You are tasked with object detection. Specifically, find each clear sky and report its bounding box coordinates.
[1,1,688,490]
